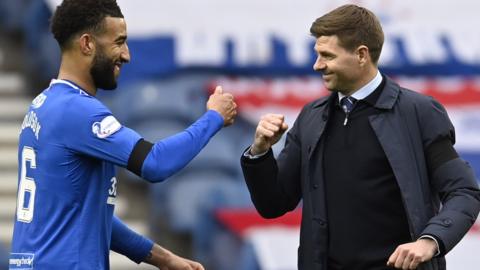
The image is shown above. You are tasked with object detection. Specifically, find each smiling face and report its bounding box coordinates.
[313,35,365,95]
[90,16,130,90]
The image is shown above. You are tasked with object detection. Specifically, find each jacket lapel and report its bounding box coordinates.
[308,95,335,160]
[368,77,424,238]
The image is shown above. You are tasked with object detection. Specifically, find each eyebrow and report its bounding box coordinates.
[115,35,127,42]
[314,47,335,56]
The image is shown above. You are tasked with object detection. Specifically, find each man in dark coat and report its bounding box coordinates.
[240,4,480,270]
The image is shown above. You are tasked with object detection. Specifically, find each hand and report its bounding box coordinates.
[159,253,204,270]
[206,86,237,127]
[145,244,204,270]
[387,238,437,269]
[250,113,288,155]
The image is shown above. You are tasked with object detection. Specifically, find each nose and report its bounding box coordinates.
[121,43,131,63]
[313,56,326,71]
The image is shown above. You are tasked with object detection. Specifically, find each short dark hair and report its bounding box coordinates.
[51,0,124,49]
[310,4,384,64]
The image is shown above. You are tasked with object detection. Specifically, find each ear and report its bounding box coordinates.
[356,45,370,66]
[78,34,96,56]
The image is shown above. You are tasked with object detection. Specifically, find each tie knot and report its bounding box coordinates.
[340,96,356,114]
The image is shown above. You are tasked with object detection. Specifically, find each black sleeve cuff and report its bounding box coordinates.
[241,147,273,164]
[127,139,154,176]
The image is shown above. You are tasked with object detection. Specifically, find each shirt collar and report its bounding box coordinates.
[49,79,91,96]
[338,70,382,102]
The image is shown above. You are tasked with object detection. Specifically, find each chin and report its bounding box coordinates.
[98,80,118,91]
[107,83,118,90]
[323,82,335,91]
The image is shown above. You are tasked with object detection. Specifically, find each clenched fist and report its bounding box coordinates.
[206,86,237,127]
[250,113,288,155]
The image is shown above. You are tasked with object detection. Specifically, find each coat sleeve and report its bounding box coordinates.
[240,108,305,219]
[418,96,480,254]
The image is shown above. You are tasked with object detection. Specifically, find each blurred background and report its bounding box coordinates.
[0,0,479,269]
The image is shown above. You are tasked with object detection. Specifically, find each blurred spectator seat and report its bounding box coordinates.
[112,77,208,125]
[0,242,8,269]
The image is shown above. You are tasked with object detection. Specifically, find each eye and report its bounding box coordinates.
[115,37,127,46]
[322,54,335,60]
[317,53,334,61]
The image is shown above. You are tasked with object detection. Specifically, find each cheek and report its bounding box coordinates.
[336,60,359,77]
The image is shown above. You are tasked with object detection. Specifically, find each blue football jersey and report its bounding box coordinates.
[10,79,142,270]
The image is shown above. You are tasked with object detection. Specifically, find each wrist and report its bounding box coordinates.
[418,237,438,256]
[145,244,173,267]
[250,144,268,156]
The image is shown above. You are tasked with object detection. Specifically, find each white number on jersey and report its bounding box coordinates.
[17,146,37,223]
[109,177,117,196]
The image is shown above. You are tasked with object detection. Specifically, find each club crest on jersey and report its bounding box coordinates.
[31,93,47,109]
[91,116,121,139]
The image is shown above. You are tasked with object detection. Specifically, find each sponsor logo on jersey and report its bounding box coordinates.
[9,253,34,269]
[31,93,47,109]
[91,116,121,139]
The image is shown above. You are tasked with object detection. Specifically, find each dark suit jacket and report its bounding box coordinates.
[241,76,480,270]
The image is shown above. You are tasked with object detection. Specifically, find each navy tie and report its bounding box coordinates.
[340,96,356,114]
[340,96,356,125]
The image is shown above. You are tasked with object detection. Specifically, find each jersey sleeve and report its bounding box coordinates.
[140,110,224,182]
[111,215,153,264]
[62,95,141,167]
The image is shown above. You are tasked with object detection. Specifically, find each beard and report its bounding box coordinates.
[90,49,118,90]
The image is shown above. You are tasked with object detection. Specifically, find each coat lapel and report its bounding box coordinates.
[308,95,335,160]
[368,77,425,237]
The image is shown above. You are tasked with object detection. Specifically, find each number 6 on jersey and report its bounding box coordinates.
[17,146,37,223]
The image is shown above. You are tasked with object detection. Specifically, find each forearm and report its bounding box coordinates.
[110,216,153,264]
[143,243,174,267]
[140,110,223,182]
[241,148,297,218]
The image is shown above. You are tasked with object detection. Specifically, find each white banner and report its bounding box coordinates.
[44,0,480,72]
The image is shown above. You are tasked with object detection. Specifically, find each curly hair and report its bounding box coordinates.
[50,0,124,49]
[310,4,384,64]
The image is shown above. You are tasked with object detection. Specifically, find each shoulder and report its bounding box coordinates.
[396,86,447,116]
[59,89,121,141]
[393,83,455,145]
[379,76,440,112]
[65,91,112,118]
[46,82,112,118]
[398,86,430,104]
[300,95,330,115]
